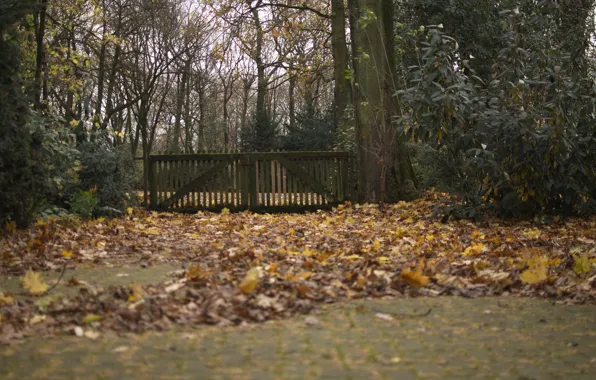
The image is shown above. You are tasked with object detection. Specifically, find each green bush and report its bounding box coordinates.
[67,190,98,218]
[397,6,596,217]
[406,143,468,193]
[76,132,137,211]
[281,107,336,151]
[240,112,280,152]
[0,27,78,227]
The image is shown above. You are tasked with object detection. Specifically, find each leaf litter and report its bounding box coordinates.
[1,191,595,343]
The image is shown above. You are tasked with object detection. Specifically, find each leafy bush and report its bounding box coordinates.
[76,132,137,211]
[281,107,336,151]
[397,6,596,217]
[67,190,99,218]
[406,143,467,193]
[0,29,78,227]
[240,112,280,152]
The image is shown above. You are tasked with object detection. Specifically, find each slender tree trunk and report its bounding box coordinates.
[288,73,296,130]
[197,73,206,152]
[251,4,267,122]
[183,73,193,153]
[33,0,48,111]
[331,0,351,121]
[96,27,108,119]
[172,60,189,153]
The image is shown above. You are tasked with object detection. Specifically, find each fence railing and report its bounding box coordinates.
[147,152,352,211]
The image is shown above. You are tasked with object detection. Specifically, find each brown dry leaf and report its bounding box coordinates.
[239,267,260,294]
[400,261,430,288]
[186,264,209,282]
[21,268,49,295]
[520,256,548,285]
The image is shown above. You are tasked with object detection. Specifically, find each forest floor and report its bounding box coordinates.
[1,192,595,378]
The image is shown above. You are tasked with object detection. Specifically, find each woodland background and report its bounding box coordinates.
[1,0,596,227]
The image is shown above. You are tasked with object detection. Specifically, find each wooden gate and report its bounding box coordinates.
[148,152,352,212]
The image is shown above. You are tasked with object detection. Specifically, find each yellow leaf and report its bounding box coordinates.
[345,254,361,260]
[61,250,74,258]
[145,227,160,235]
[128,283,144,302]
[186,264,211,282]
[0,290,14,306]
[295,271,312,281]
[302,247,317,257]
[523,228,541,239]
[520,257,548,285]
[29,315,47,325]
[377,257,390,265]
[372,239,381,251]
[400,261,430,288]
[573,253,592,276]
[82,314,102,324]
[239,267,260,294]
[221,207,230,215]
[126,207,133,216]
[21,269,49,295]
[462,242,486,256]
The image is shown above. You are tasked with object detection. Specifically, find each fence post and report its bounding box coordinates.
[341,157,349,202]
[240,154,250,209]
[248,155,257,209]
[149,158,158,208]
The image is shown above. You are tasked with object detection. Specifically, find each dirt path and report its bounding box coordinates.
[1,294,595,379]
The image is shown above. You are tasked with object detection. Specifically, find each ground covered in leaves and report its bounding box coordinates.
[1,192,595,344]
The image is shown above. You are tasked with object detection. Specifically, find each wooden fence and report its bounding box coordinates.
[147,152,352,212]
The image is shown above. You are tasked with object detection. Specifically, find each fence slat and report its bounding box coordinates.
[148,152,351,211]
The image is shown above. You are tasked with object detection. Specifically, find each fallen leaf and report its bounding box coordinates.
[82,314,102,324]
[74,326,84,337]
[29,315,47,325]
[520,256,548,285]
[128,283,145,302]
[462,242,486,256]
[400,261,430,288]
[60,250,74,258]
[21,269,49,295]
[375,313,394,322]
[84,330,100,340]
[239,267,260,294]
[573,253,592,276]
[304,316,320,326]
[0,291,14,306]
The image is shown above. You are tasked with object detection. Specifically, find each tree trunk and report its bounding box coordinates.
[197,73,206,152]
[250,4,267,122]
[172,59,189,153]
[331,0,351,121]
[33,0,48,111]
[348,0,416,203]
[288,73,296,131]
[183,73,193,153]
